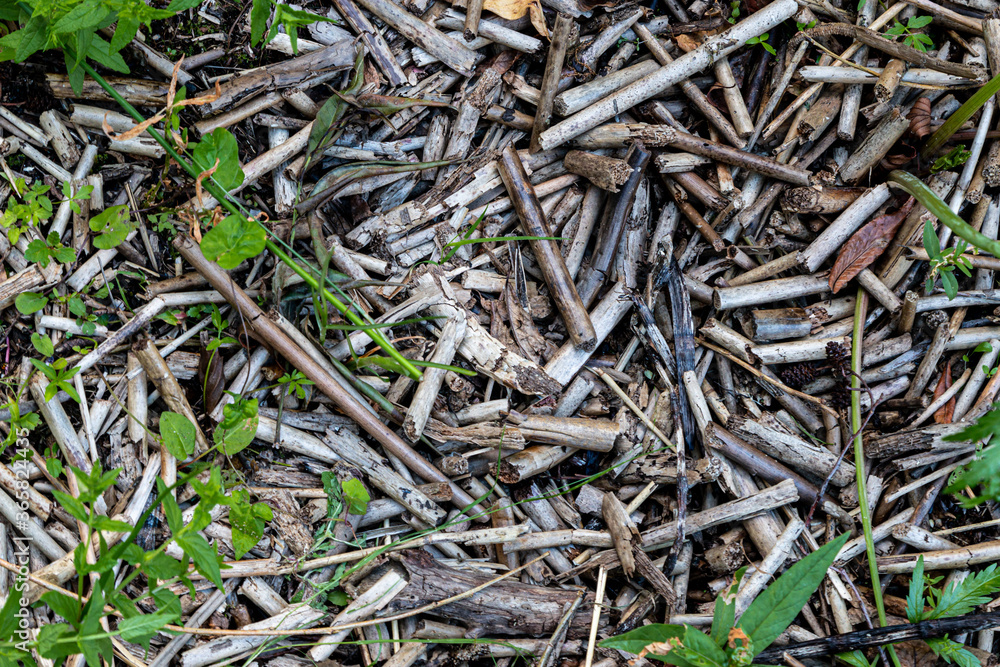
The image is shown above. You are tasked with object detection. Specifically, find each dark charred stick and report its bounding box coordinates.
[531,15,575,153]
[576,143,652,308]
[498,144,597,351]
[753,611,1000,662]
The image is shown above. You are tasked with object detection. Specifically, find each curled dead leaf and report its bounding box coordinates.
[482,0,544,22]
[828,197,915,293]
[195,158,221,208]
[728,627,750,648]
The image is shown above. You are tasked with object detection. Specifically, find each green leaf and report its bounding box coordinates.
[53,1,110,34]
[175,532,223,589]
[192,128,244,191]
[250,0,273,46]
[89,205,133,249]
[214,397,259,455]
[341,478,370,515]
[712,566,745,646]
[118,610,174,647]
[40,591,81,624]
[200,214,266,269]
[671,626,727,667]
[16,291,48,314]
[906,555,925,622]
[942,270,959,299]
[52,490,89,523]
[229,488,272,558]
[926,637,980,667]
[167,0,205,11]
[86,34,129,73]
[144,551,186,580]
[600,624,687,657]
[924,219,941,259]
[927,563,1000,619]
[837,651,875,667]
[36,623,76,662]
[111,16,141,54]
[907,15,933,28]
[738,532,850,653]
[31,333,54,357]
[14,16,47,62]
[160,411,196,459]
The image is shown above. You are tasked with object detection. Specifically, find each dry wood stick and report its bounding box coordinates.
[536,0,799,150]
[531,14,575,153]
[173,234,483,515]
[499,145,597,350]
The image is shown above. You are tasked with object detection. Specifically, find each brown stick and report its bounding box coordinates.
[564,151,631,192]
[172,234,483,516]
[531,14,575,153]
[498,144,597,351]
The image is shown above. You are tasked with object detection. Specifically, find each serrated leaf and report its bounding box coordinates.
[175,532,223,589]
[200,214,265,269]
[926,638,980,667]
[907,555,925,622]
[829,197,914,293]
[927,563,1000,619]
[250,0,272,46]
[738,532,850,653]
[600,624,686,657]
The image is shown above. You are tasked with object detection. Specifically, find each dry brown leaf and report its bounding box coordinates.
[194,158,220,207]
[895,641,937,667]
[199,331,225,414]
[933,360,955,423]
[484,0,543,22]
[829,196,915,293]
[103,57,220,142]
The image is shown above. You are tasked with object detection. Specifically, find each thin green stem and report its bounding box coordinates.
[889,170,1000,258]
[76,60,422,381]
[920,72,1000,160]
[852,289,900,667]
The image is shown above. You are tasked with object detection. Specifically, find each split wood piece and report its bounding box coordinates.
[180,602,326,667]
[437,11,542,53]
[789,23,985,80]
[536,0,799,150]
[781,186,867,214]
[424,420,527,450]
[0,486,65,561]
[506,412,619,452]
[650,128,814,186]
[546,282,632,385]
[126,352,147,453]
[904,315,952,400]
[196,41,358,115]
[322,428,447,527]
[404,313,466,441]
[354,0,478,76]
[602,493,639,577]
[493,445,576,483]
[705,424,844,519]
[564,150,631,192]
[39,110,79,169]
[576,145,651,308]
[386,549,602,637]
[499,144,597,350]
[331,0,408,86]
[29,375,91,475]
[797,183,892,272]
[309,568,409,661]
[554,61,660,118]
[618,455,722,486]
[727,414,855,486]
[173,235,483,515]
[714,272,831,311]
[839,108,911,182]
[414,270,561,395]
[633,23,745,149]
[878,539,1000,573]
[45,74,170,105]
[133,338,211,454]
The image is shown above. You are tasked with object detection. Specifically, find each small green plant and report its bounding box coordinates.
[25,231,77,268]
[904,556,1000,666]
[796,19,817,31]
[250,0,336,54]
[277,369,313,400]
[602,532,849,666]
[922,220,973,299]
[29,332,81,402]
[89,204,135,249]
[745,32,776,55]
[884,16,934,52]
[944,404,1000,505]
[728,0,740,24]
[932,145,972,173]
